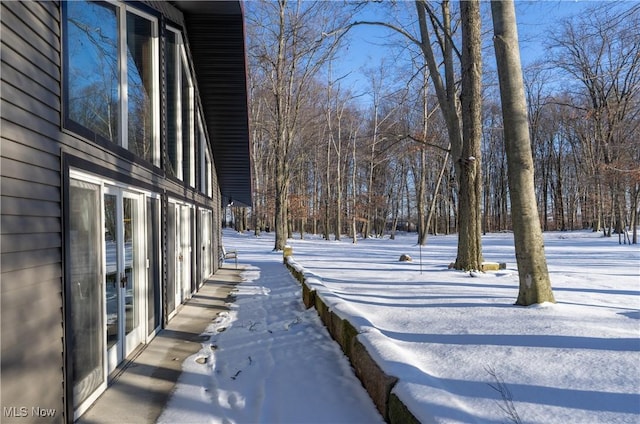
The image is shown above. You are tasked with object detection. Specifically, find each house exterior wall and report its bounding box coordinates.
[1,1,246,422]
[1,2,66,421]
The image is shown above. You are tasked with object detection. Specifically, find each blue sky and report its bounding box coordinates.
[332,1,623,101]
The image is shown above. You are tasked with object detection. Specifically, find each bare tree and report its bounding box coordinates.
[550,4,640,237]
[346,1,484,269]
[322,69,355,241]
[247,0,347,250]
[491,0,555,305]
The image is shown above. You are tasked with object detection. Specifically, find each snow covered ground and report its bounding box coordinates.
[159,229,640,424]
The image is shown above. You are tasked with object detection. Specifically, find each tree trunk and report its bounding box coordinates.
[274,157,289,250]
[272,1,289,251]
[351,128,358,243]
[324,125,332,241]
[456,0,483,270]
[415,1,482,269]
[427,148,450,240]
[416,147,428,245]
[491,0,555,305]
[415,70,429,245]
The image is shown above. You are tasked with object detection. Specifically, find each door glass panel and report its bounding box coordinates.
[147,197,161,334]
[181,205,192,299]
[69,179,104,406]
[104,194,119,350]
[176,206,183,303]
[202,210,212,279]
[166,205,176,313]
[124,197,138,334]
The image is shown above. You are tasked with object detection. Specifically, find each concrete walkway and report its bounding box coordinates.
[78,266,242,424]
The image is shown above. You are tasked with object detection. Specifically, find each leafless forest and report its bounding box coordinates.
[238,1,639,247]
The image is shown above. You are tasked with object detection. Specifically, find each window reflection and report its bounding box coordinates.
[66,1,119,143]
[104,194,119,350]
[166,31,179,178]
[65,2,157,166]
[182,56,194,186]
[127,12,154,163]
[124,197,138,334]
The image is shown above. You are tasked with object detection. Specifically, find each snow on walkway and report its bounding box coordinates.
[157,248,384,424]
[160,229,640,424]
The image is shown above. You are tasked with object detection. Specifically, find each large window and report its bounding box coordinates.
[181,55,195,187]
[65,2,209,188]
[166,30,180,178]
[64,1,159,165]
[198,116,213,197]
[126,11,156,163]
[166,27,194,186]
[65,1,119,143]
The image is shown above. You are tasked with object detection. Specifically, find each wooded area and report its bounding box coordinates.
[238,1,639,253]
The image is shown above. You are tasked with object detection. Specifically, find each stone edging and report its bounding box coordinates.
[284,256,421,424]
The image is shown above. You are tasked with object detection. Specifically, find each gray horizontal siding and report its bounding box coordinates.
[1,108,63,151]
[2,156,61,187]
[1,1,60,79]
[1,277,64,424]
[1,196,61,219]
[0,1,65,421]
[2,77,60,127]
[2,48,60,100]
[0,263,62,293]
[1,233,62,254]
[1,215,61,236]
[1,176,60,203]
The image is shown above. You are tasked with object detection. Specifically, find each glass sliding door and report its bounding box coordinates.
[69,179,104,409]
[123,195,140,347]
[181,205,193,298]
[168,201,193,313]
[104,187,144,374]
[146,197,161,336]
[201,209,213,281]
[174,203,184,305]
[166,204,177,317]
[104,193,119,352]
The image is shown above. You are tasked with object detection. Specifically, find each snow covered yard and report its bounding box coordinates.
[160,229,639,424]
[157,240,384,424]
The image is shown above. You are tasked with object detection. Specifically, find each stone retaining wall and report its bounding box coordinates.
[284,256,421,424]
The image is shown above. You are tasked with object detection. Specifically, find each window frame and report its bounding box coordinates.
[62,1,160,168]
[165,26,196,187]
[197,113,213,198]
[123,4,160,165]
[182,47,195,188]
[165,26,184,181]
